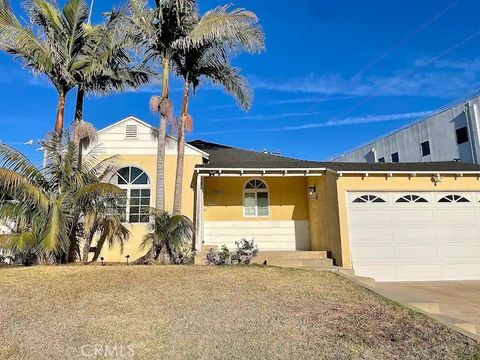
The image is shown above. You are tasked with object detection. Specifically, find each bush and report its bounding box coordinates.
[231,238,259,265]
[205,239,258,266]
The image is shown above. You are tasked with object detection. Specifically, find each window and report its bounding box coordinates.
[352,195,386,203]
[438,194,470,203]
[396,195,428,203]
[456,127,469,145]
[125,125,138,139]
[244,179,269,216]
[378,157,385,163]
[112,167,151,223]
[391,152,399,163]
[420,141,431,157]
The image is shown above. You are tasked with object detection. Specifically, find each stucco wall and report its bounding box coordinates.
[97,154,203,262]
[204,177,309,221]
[336,174,480,268]
[307,173,342,265]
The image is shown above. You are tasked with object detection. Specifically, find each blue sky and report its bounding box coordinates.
[2,0,480,164]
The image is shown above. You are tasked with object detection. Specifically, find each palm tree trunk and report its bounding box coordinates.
[75,87,85,170]
[155,57,170,211]
[91,233,107,262]
[82,225,98,264]
[75,87,85,123]
[173,78,190,215]
[54,89,66,135]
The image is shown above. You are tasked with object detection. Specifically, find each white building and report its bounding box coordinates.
[334,95,480,164]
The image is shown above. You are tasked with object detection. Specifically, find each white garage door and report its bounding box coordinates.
[347,192,480,282]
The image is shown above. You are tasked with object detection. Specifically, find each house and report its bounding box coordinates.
[90,116,480,282]
[333,94,480,164]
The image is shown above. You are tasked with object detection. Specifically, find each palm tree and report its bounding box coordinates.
[127,0,261,212]
[171,6,265,214]
[126,0,195,211]
[0,0,92,134]
[0,133,129,263]
[140,209,193,264]
[71,9,152,168]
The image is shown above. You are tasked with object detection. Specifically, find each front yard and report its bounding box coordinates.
[0,266,478,359]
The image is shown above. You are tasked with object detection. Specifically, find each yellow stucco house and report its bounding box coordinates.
[92,117,480,282]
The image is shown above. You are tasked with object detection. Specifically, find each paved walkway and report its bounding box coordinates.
[374,281,480,340]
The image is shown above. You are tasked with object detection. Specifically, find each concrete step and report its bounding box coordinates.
[201,244,218,252]
[253,251,327,264]
[266,258,333,268]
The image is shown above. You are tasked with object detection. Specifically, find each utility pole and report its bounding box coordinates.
[87,0,95,25]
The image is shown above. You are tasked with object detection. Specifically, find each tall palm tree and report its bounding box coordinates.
[171,6,265,214]
[0,0,92,134]
[127,0,195,212]
[0,133,129,262]
[127,0,261,212]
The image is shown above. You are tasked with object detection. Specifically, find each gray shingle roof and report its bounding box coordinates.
[188,140,480,173]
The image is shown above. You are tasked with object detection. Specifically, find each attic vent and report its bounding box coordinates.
[125,125,138,139]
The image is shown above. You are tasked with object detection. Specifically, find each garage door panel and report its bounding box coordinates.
[393,227,436,243]
[348,210,390,226]
[436,227,478,241]
[434,209,476,223]
[352,246,395,260]
[349,228,392,243]
[347,191,480,282]
[397,264,442,280]
[438,246,480,258]
[392,209,434,223]
[442,264,480,278]
[394,246,439,259]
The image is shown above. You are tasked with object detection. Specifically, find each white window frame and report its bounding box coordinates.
[113,166,151,224]
[243,179,270,217]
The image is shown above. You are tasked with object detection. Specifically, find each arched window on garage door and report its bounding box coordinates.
[352,195,386,203]
[396,195,428,203]
[438,194,470,203]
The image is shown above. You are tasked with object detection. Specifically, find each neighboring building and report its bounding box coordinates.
[87,116,480,282]
[333,95,480,164]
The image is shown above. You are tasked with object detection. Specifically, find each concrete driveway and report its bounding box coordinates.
[374,281,480,340]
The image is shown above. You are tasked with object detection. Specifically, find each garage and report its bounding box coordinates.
[347,191,480,282]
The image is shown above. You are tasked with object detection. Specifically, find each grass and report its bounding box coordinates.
[0,266,479,359]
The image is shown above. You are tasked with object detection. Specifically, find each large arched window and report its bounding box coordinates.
[112,167,151,223]
[244,179,269,217]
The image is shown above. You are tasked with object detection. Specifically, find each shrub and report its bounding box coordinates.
[205,245,231,265]
[231,238,259,265]
[205,239,259,265]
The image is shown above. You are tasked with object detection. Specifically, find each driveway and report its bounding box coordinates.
[374,281,480,340]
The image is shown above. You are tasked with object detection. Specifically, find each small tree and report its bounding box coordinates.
[139,209,193,264]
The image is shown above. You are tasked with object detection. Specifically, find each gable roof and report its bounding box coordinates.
[188,140,480,174]
[95,117,209,158]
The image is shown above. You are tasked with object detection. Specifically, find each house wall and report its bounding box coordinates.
[307,173,342,265]
[203,176,311,250]
[96,153,203,262]
[335,174,480,268]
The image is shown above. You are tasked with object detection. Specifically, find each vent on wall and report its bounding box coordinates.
[125,125,138,139]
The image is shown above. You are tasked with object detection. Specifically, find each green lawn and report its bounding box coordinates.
[0,266,478,359]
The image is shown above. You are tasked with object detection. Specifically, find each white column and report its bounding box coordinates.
[194,174,205,251]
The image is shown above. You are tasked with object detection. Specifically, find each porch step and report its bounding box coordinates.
[201,244,218,252]
[265,258,333,268]
[253,251,328,264]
